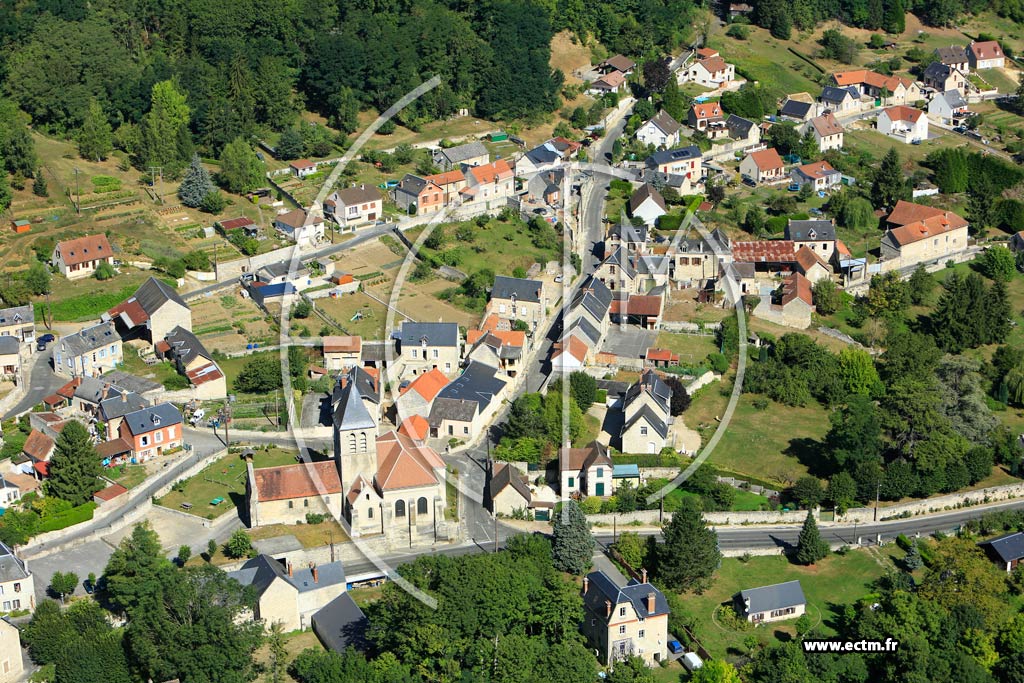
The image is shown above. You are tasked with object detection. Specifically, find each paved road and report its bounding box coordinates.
[2,349,64,419]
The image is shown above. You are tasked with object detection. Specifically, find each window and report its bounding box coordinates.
[395,500,406,517]
[639,630,645,638]
[640,426,648,436]
[619,607,626,617]
[367,507,374,518]
[99,349,106,358]
[410,349,418,359]
[12,600,19,610]
[619,625,627,635]
[348,433,357,452]
[359,432,368,452]
[463,426,469,435]
[304,499,309,507]
[568,477,575,488]
[417,497,428,515]
[155,431,163,443]
[432,349,439,359]
[288,501,294,509]
[348,205,358,216]
[597,467,603,477]
[141,436,149,446]
[1,602,8,611]
[445,362,451,371]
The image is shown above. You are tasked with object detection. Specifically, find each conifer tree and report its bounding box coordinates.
[656,500,721,589]
[552,499,594,575]
[178,153,214,208]
[795,511,829,565]
[44,420,101,506]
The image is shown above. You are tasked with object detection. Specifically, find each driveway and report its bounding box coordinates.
[30,539,114,605]
[3,349,64,419]
[601,327,658,360]
[300,391,332,428]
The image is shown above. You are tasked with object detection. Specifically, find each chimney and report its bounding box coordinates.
[311,563,318,583]
[583,576,590,594]
[121,392,127,403]
[605,599,612,618]
[287,561,293,577]
[647,593,656,613]
[641,568,648,584]
[101,383,109,401]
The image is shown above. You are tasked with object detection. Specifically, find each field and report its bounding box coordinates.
[191,293,275,353]
[550,30,594,84]
[109,464,148,489]
[684,546,903,660]
[706,24,824,97]
[648,477,771,512]
[654,331,719,367]
[421,216,565,279]
[249,517,350,549]
[155,447,302,518]
[253,629,323,683]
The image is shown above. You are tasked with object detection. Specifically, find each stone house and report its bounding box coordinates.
[488,462,533,517]
[117,403,183,461]
[581,571,669,666]
[395,367,449,421]
[935,45,969,73]
[0,617,24,680]
[753,272,814,330]
[0,542,34,615]
[635,111,682,148]
[802,112,844,152]
[107,276,192,349]
[880,201,969,268]
[323,335,362,371]
[620,369,671,454]
[246,457,344,527]
[461,159,515,209]
[0,305,35,348]
[395,321,461,378]
[323,185,383,228]
[433,361,507,439]
[486,275,547,331]
[922,62,967,94]
[559,442,613,497]
[53,321,122,378]
[969,40,1005,69]
[51,234,114,280]
[228,553,347,632]
[432,141,489,171]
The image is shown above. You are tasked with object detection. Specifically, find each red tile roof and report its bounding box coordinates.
[43,394,65,407]
[33,461,49,477]
[594,71,626,89]
[794,245,829,272]
[97,438,132,458]
[698,56,729,74]
[646,348,679,363]
[887,213,969,246]
[323,335,362,353]
[691,102,723,119]
[290,159,316,170]
[696,47,719,58]
[467,329,526,347]
[94,483,128,501]
[882,105,922,123]
[219,217,256,231]
[108,298,149,326]
[186,362,224,386]
[468,159,513,184]
[612,295,663,317]
[252,461,342,501]
[552,335,589,363]
[56,234,113,267]
[375,430,444,490]
[398,415,430,441]
[399,367,449,402]
[886,200,963,227]
[732,240,797,263]
[970,41,1003,60]
[425,169,466,187]
[781,272,813,307]
[23,429,55,461]
[831,69,913,91]
[56,378,80,399]
[794,160,837,180]
[809,112,844,137]
[747,148,784,171]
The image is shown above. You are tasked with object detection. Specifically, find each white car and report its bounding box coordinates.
[190,408,206,425]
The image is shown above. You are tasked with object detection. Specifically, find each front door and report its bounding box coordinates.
[648,442,656,454]
[596,482,605,496]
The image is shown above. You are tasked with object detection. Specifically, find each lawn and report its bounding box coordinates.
[35,272,178,324]
[649,478,771,512]
[420,215,563,279]
[114,348,185,390]
[654,331,718,367]
[976,68,1018,94]
[253,629,323,683]
[109,465,148,489]
[249,517,350,549]
[706,25,823,97]
[684,546,903,660]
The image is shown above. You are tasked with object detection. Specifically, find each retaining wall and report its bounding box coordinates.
[586,508,808,526]
[838,482,1024,523]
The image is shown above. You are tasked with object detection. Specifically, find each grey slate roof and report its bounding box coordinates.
[595,379,629,398]
[567,316,602,347]
[0,305,33,327]
[939,89,968,108]
[165,326,213,365]
[361,340,388,363]
[58,321,118,357]
[398,322,459,349]
[229,555,347,596]
[637,255,669,276]
[639,170,690,190]
[0,542,30,583]
[923,62,954,82]
[119,402,183,435]
[624,369,671,412]
[785,220,836,242]
[726,114,756,139]
[646,145,701,169]
[490,462,531,502]
[491,275,543,304]
[99,391,150,421]
[603,246,637,280]
[134,276,188,314]
[935,45,968,64]
[428,397,479,426]
[981,531,1024,564]
[738,580,806,614]
[102,371,162,395]
[0,337,19,355]
[436,361,506,412]
[780,99,813,119]
[332,367,376,431]
[647,110,683,137]
[622,405,668,439]
[524,143,561,167]
[396,174,430,196]
[570,276,613,321]
[820,86,858,104]
[312,592,369,654]
[433,141,488,167]
[584,570,670,619]
[610,222,649,245]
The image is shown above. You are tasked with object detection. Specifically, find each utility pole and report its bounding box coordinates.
[73,167,81,215]
[873,482,881,522]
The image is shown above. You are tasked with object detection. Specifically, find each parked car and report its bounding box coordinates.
[38,333,55,344]
[668,640,684,655]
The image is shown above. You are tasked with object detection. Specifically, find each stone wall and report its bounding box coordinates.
[586,508,808,526]
[838,482,1024,523]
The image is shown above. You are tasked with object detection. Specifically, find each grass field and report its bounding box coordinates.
[253,629,322,683]
[707,24,824,97]
[249,517,350,549]
[648,477,771,512]
[685,546,903,660]
[654,331,718,367]
[109,465,148,489]
[422,216,564,279]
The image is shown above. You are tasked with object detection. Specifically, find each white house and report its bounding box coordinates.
[635,111,683,148]
[790,160,842,192]
[969,41,1005,69]
[802,112,844,152]
[645,146,702,179]
[274,208,325,246]
[740,148,785,184]
[686,48,735,88]
[628,184,667,227]
[928,89,969,125]
[877,106,929,143]
[323,185,382,228]
[51,234,114,280]
[289,159,318,178]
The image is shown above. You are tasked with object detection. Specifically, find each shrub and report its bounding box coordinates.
[305,512,326,524]
[93,262,116,280]
[579,496,603,515]
[707,352,729,374]
[35,502,97,533]
[726,24,750,39]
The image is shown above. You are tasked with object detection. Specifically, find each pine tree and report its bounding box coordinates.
[44,420,101,506]
[78,98,113,162]
[32,170,47,196]
[552,499,595,575]
[985,278,1012,345]
[871,148,908,210]
[0,154,11,213]
[656,500,721,590]
[141,80,191,177]
[904,539,922,571]
[178,154,215,208]
[795,511,829,565]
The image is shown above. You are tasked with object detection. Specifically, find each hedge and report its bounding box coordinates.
[35,502,97,533]
[612,454,683,467]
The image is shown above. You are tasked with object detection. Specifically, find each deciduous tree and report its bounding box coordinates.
[219,137,264,193]
[78,98,113,162]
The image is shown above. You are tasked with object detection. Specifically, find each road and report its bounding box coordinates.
[2,349,65,419]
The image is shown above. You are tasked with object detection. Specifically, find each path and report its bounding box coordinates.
[2,349,65,419]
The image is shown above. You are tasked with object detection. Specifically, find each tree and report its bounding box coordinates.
[552,500,594,575]
[25,261,51,295]
[94,261,116,280]
[656,500,721,590]
[32,171,48,197]
[643,59,670,93]
[267,622,288,683]
[219,138,265,194]
[907,265,936,305]
[234,354,283,393]
[141,80,192,177]
[44,420,100,506]
[276,127,305,160]
[918,536,1008,622]
[904,539,923,571]
[795,511,829,564]
[0,162,11,214]
[78,98,113,161]
[838,196,877,230]
[770,10,792,39]
[819,28,860,63]
[871,148,908,209]
[837,347,882,397]
[49,571,78,603]
[568,371,597,411]
[827,472,857,513]
[176,545,192,566]
[661,79,690,122]
[225,529,254,559]
[178,154,215,208]
[607,655,657,683]
[791,476,823,509]
[812,278,839,315]
[767,122,800,155]
[982,245,1015,282]
[102,523,173,614]
[692,659,742,683]
[664,376,692,416]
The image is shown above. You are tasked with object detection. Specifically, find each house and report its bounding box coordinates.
[928,89,969,125]
[740,148,785,184]
[289,159,318,178]
[117,403,183,461]
[818,86,861,114]
[427,396,479,442]
[581,571,670,666]
[607,222,649,255]
[880,202,969,268]
[754,272,814,329]
[433,361,508,438]
[432,141,489,171]
[22,429,56,470]
[786,219,836,257]
[687,52,735,88]
[734,580,806,624]
[779,99,815,122]
[53,321,122,378]
[688,102,726,137]
[465,329,526,377]
[246,456,343,528]
[922,62,967,94]
[790,160,842,192]
[0,305,34,346]
[0,614,25,680]
[311,592,369,655]
[424,169,467,206]
[0,475,21,507]
[515,143,562,176]
[628,185,667,226]
[461,159,515,209]
[560,442,613,496]
[728,2,753,18]
[323,185,382,228]
[0,338,19,385]
[726,115,760,146]
[395,366,449,420]
[828,70,921,105]
[802,112,844,152]
[636,111,683,148]
[323,336,362,371]
[567,276,613,337]
[980,531,1024,573]
[0,542,34,614]
[157,325,227,399]
[610,294,664,330]
[594,246,638,293]
[598,54,636,76]
[588,70,626,95]
[935,45,970,73]
[550,335,590,372]
[673,228,731,285]
[794,246,833,282]
[107,276,192,347]
[877,106,928,143]
[487,275,547,330]
[1011,231,1024,253]
[621,369,672,454]
[645,146,702,178]
[969,40,1005,69]
[228,553,347,632]
[274,208,325,246]
[51,234,114,280]
[488,462,533,517]
[396,321,461,378]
